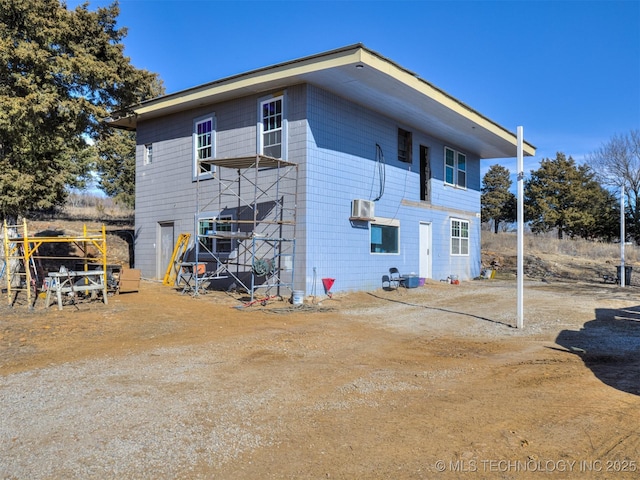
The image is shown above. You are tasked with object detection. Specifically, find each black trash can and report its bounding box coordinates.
[617,266,633,285]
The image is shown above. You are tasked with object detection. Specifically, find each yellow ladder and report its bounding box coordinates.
[163,233,191,286]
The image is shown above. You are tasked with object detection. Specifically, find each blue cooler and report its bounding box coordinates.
[404,275,419,288]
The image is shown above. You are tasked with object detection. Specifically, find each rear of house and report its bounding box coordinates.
[109,44,535,296]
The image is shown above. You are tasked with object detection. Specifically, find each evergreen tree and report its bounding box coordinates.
[481,164,516,233]
[525,152,618,240]
[0,0,161,221]
[94,129,136,208]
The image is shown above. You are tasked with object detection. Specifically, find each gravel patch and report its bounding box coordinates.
[1,346,279,479]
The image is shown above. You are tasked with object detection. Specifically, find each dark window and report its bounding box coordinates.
[398,128,412,163]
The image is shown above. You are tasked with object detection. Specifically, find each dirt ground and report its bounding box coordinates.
[1,272,640,479]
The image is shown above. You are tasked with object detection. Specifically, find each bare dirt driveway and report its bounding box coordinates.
[1,277,640,479]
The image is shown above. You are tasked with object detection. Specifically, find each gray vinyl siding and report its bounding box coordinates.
[134,85,308,279]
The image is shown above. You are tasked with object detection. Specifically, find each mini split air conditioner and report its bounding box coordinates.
[351,199,374,220]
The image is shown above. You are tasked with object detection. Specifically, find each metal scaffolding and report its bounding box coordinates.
[1,219,107,308]
[193,155,298,301]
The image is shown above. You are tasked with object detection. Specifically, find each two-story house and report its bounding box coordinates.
[108,44,535,298]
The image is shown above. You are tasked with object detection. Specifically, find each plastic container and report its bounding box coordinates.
[292,290,304,305]
[418,277,426,286]
[404,275,419,288]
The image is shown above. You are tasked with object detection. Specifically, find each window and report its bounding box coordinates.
[198,218,215,253]
[260,96,283,158]
[214,215,232,253]
[194,116,215,177]
[398,128,412,163]
[451,219,469,256]
[198,215,233,254]
[444,147,467,188]
[370,220,399,254]
[144,144,152,165]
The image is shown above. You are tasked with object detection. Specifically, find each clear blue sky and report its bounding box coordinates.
[69,0,640,177]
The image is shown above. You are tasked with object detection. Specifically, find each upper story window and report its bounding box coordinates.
[144,144,153,165]
[398,128,412,163]
[444,147,467,189]
[259,95,284,158]
[194,115,215,178]
[451,218,469,256]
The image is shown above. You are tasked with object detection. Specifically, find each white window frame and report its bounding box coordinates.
[450,218,469,256]
[198,216,216,254]
[196,213,234,256]
[193,114,216,180]
[144,143,153,165]
[370,217,400,255]
[444,147,467,189]
[258,94,286,159]
[213,214,233,254]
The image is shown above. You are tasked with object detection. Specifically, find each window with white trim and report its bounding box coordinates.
[213,215,232,253]
[444,147,467,188]
[451,219,469,256]
[370,219,400,254]
[198,217,215,253]
[260,96,283,158]
[198,214,233,254]
[144,143,152,165]
[194,116,215,178]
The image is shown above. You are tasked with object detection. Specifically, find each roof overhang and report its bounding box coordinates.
[108,44,535,159]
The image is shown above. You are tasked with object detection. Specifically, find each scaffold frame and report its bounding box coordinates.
[1,219,107,308]
[193,154,298,301]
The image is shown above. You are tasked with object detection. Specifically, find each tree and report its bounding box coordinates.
[587,130,640,242]
[525,152,618,240]
[0,0,161,221]
[94,75,163,208]
[481,164,516,233]
[94,129,136,208]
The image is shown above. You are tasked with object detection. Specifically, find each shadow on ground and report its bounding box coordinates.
[367,291,514,328]
[555,306,640,395]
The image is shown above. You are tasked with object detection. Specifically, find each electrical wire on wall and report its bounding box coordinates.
[369,143,386,202]
[391,164,411,221]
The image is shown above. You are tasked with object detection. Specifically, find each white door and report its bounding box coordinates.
[419,222,432,279]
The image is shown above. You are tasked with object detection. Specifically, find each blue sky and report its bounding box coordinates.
[69,0,640,178]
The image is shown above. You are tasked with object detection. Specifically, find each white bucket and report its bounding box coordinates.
[292,290,304,305]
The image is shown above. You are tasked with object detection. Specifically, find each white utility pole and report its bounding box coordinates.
[517,126,524,329]
[620,184,626,287]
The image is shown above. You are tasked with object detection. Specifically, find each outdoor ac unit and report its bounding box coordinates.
[351,199,374,220]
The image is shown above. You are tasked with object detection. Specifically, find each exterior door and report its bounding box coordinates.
[158,222,175,279]
[419,222,432,279]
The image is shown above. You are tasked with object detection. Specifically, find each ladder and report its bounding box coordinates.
[162,233,191,286]
[2,219,35,308]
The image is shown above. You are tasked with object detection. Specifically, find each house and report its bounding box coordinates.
[108,44,535,297]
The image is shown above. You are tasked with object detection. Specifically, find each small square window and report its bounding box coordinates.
[371,223,399,254]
